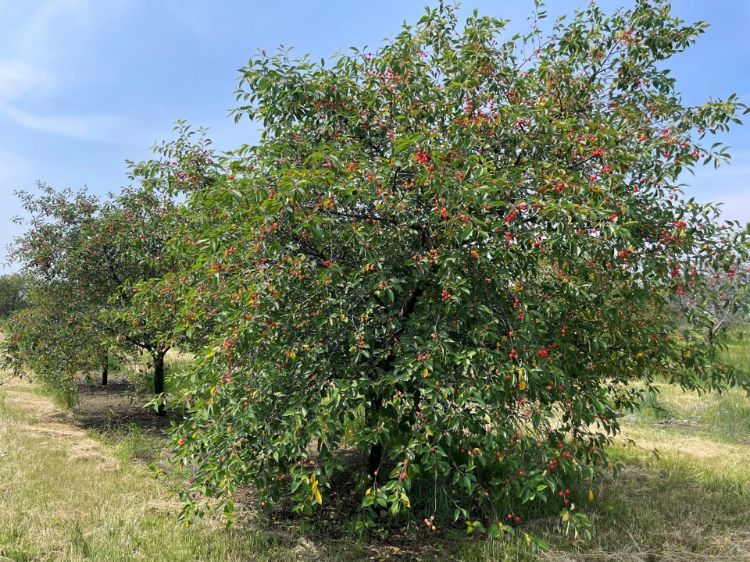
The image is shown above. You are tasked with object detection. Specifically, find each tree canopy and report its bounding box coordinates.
[163,0,749,527]
[7,181,180,411]
[0,273,29,319]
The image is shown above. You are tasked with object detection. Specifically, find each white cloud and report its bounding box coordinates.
[0,102,131,144]
[12,0,122,58]
[19,0,84,44]
[0,59,55,101]
[0,0,132,143]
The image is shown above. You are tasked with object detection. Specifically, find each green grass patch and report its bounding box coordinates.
[721,329,750,373]
[108,425,164,464]
[631,332,750,444]
[633,383,750,444]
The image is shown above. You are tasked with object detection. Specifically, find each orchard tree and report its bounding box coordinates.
[8,186,114,388]
[170,2,749,529]
[87,185,180,410]
[1,282,110,404]
[10,181,180,410]
[128,123,225,353]
[675,262,750,345]
[0,273,29,319]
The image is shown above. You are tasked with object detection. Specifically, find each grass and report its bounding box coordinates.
[633,331,750,446]
[1,334,749,561]
[722,329,750,372]
[0,381,295,562]
[0,378,435,561]
[586,433,750,560]
[634,383,750,444]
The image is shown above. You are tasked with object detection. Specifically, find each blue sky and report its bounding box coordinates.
[2,0,749,270]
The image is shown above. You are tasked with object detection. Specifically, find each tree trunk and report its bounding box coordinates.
[101,352,109,386]
[707,327,716,349]
[152,349,166,416]
[365,285,424,480]
[366,395,384,478]
[367,442,383,479]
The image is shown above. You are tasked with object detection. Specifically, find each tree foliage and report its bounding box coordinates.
[4,0,749,534]
[0,273,29,319]
[163,1,749,528]
[2,282,108,405]
[7,181,179,410]
[3,186,112,400]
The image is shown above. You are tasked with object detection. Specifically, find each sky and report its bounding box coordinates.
[1,0,749,270]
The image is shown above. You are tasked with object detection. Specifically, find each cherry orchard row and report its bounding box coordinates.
[4,183,179,409]
[4,1,749,536]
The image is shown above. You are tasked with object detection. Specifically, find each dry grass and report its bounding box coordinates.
[0,378,318,562]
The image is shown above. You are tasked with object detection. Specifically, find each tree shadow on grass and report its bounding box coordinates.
[72,379,170,435]
[231,451,537,562]
[65,380,750,560]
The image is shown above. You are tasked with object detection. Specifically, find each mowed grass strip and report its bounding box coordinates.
[0,379,313,562]
[577,432,750,561]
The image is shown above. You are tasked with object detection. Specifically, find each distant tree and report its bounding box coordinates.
[9,181,180,412]
[2,282,110,404]
[676,264,750,345]
[5,186,112,394]
[0,273,29,319]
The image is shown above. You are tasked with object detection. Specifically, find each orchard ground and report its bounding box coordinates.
[0,337,748,562]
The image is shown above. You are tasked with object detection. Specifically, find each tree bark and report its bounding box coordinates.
[366,395,384,478]
[101,352,109,386]
[152,349,167,416]
[365,285,425,479]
